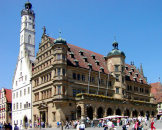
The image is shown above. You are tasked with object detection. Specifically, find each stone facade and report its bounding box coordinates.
[0,88,12,124]
[32,32,157,128]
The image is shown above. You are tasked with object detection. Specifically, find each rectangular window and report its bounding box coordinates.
[16,92,18,98]
[73,73,76,80]
[122,76,125,83]
[58,86,61,95]
[28,87,30,94]
[115,74,120,82]
[82,75,85,81]
[57,68,61,76]
[63,69,65,76]
[20,90,22,97]
[73,89,76,97]
[20,103,22,109]
[115,65,119,72]
[116,87,119,94]
[57,54,61,60]
[101,79,104,85]
[24,89,26,96]
[77,74,80,80]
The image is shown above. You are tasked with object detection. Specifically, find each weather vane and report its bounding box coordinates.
[59,29,62,38]
[43,26,46,34]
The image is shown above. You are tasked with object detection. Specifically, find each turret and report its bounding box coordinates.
[53,33,68,96]
[106,41,126,99]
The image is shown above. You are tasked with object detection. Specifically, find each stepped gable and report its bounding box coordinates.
[125,64,147,84]
[49,37,147,84]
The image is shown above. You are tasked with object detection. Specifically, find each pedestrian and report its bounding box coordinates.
[151,118,156,130]
[65,121,69,129]
[14,124,19,130]
[79,121,85,130]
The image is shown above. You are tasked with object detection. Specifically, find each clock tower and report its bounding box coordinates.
[12,1,35,129]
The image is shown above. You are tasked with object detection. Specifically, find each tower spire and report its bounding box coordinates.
[140,64,144,76]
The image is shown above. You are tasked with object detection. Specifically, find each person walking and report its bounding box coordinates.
[79,121,85,130]
[151,118,156,130]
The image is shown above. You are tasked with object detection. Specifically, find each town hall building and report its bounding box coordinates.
[32,30,157,127]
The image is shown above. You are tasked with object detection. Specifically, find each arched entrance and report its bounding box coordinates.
[124,109,130,116]
[107,108,113,116]
[97,107,103,118]
[76,106,81,119]
[140,111,144,116]
[23,116,28,128]
[87,106,93,120]
[116,108,121,115]
[132,110,138,117]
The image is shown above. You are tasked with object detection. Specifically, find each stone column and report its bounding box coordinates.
[81,104,86,121]
[93,107,97,119]
[45,111,48,128]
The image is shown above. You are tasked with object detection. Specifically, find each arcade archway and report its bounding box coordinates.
[107,108,113,116]
[97,107,103,118]
[116,108,121,115]
[87,106,93,120]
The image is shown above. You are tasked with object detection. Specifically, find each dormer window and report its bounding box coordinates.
[95,60,100,65]
[74,59,79,66]
[133,76,137,82]
[83,57,88,62]
[103,56,107,60]
[79,50,84,56]
[139,78,143,83]
[88,63,92,69]
[129,71,132,75]
[135,73,138,77]
[100,67,104,73]
[131,67,134,72]
[68,47,71,52]
[69,52,74,58]
[91,54,95,59]
[125,66,128,70]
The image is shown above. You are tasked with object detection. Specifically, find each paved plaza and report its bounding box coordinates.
[27,120,162,130]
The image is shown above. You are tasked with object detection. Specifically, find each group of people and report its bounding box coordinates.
[96,115,156,130]
[0,123,12,130]
[64,120,85,130]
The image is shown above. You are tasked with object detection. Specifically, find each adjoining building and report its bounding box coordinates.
[0,88,12,124]
[32,31,157,128]
[12,1,35,129]
[150,82,162,119]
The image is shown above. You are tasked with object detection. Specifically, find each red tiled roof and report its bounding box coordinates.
[4,89,12,103]
[49,37,147,84]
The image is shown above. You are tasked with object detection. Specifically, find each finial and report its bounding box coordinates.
[59,29,62,38]
[112,36,118,50]
[114,36,117,42]
[42,26,46,34]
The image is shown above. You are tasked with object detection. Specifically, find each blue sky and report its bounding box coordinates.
[0,0,162,89]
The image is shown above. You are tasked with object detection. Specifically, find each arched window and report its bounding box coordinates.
[28,35,31,44]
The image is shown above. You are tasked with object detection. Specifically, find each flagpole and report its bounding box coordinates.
[88,67,91,94]
[97,71,100,95]
[106,73,109,96]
